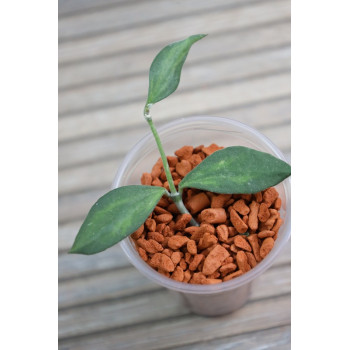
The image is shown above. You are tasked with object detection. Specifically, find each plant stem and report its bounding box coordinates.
[144,106,198,226]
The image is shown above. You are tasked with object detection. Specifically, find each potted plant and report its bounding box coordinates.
[69,35,291,316]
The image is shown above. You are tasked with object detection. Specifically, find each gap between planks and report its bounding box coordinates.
[58,45,290,116]
[58,122,291,196]
[58,96,291,171]
[58,266,290,340]
[59,0,271,43]
[58,242,290,308]
[58,293,290,349]
[58,72,291,142]
[59,0,290,65]
[167,324,291,350]
[59,19,290,90]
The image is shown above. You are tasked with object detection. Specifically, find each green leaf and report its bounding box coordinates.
[69,185,166,255]
[179,146,291,194]
[146,34,207,105]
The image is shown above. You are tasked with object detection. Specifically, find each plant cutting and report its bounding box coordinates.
[70,35,291,286]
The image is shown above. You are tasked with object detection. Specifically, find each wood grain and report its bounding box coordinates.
[59,20,290,90]
[59,97,290,169]
[59,73,290,142]
[58,294,290,349]
[59,0,290,65]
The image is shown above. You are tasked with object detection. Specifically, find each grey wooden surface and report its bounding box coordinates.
[58,0,291,348]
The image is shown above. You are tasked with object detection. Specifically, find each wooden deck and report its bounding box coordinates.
[58,0,291,348]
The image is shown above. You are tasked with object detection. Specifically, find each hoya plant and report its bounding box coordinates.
[70,34,291,255]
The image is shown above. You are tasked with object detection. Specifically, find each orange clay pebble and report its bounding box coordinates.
[202,143,222,156]
[175,145,193,160]
[255,191,263,203]
[131,224,144,240]
[200,223,216,234]
[156,213,173,224]
[233,235,252,252]
[184,252,192,264]
[229,208,248,233]
[138,247,148,262]
[162,248,172,257]
[216,224,229,242]
[186,193,210,214]
[223,270,243,281]
[171,266,184,282]
[189,254,204,271]
[258,202,270,223]
[247,234,261,262]
[158,254,175,272]
[174,214,192,231]
[190,272,206,284]
[183,270,192,283]
[233,199,250,215]
[258,230,275,239]
[179,258,187,270]
[246,252,257,268]
[201,208,227,224]
[189,154,202,167]
[145,218,156,232]
[274,197,282,210]
[219,263,237,276]
[203,279,222,284]
[272,217,284,235]
[147,231,164,243]
[236,251,251,273]
[211,194,232,208]
[171,251,183,265]
[263,187,279,207]
[187,240,197,255]
[202,245,230,275]
[154,206,170,215]
[248,201,259,231]
[260,237,275,258]
[176,160,192,177]
[137,238,163,254]
[167,235,189,250]
[141,173,152,185]
[198,232,218,250]
[166,156,178,167]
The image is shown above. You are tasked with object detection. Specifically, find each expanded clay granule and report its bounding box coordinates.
[131,144,284,284]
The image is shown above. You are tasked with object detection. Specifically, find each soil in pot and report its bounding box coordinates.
[131,143,284,284]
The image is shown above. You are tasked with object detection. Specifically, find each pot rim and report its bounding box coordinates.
[114,116,291,295]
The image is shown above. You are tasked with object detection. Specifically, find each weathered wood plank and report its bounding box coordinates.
[59,0,129,17]
[59,46,290,115]
[172,325,290,350]
[58,122,290,196]
[59,21,290,89]
[59,227,289,280]
[58,241,290,309]
[59,72,290,142]
[59,244,130,280]
[58,294,290,349]
[58,264,290,339]
[59,97,290,169]
[59,0,290,65]
[59,0,258,41]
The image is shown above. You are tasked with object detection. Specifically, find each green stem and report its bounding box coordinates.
[144,105,198,226]
[146,117,177,194]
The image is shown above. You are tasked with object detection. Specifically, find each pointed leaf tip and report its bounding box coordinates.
[69,185,166,255]
[146,34,207,106]
[179,146,291,194]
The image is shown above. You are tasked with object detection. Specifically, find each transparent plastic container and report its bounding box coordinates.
[113,116,291,316]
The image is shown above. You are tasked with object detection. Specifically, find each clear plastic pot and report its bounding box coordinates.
[112,116,291,316]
